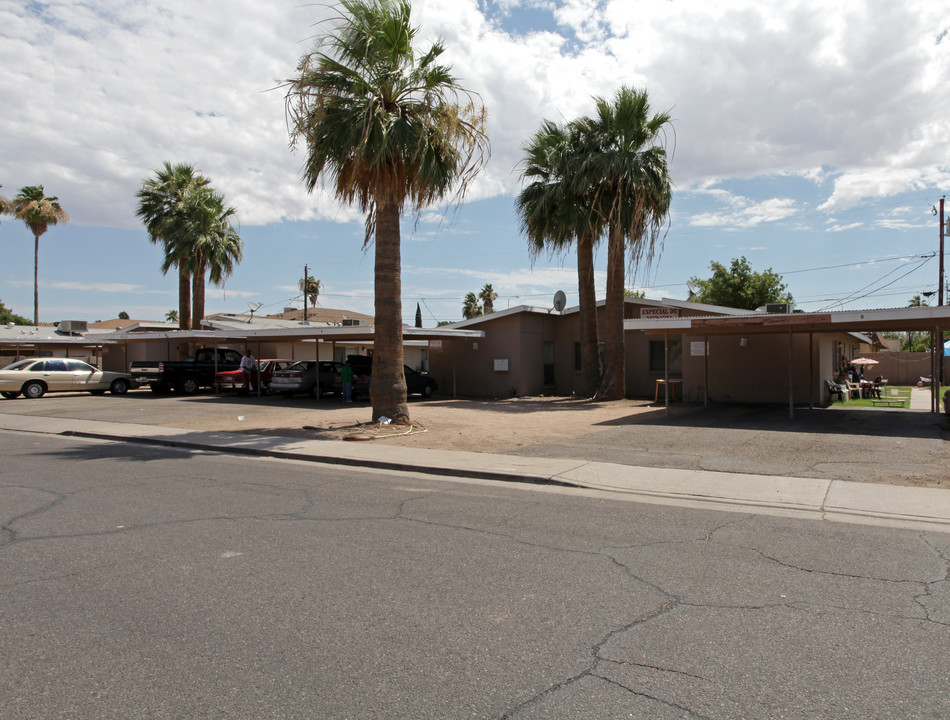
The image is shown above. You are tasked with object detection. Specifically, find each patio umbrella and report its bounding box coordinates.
[851,357,879,366]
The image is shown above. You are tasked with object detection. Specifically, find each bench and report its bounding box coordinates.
[872,398,906,407]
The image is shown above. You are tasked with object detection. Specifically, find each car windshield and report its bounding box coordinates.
[4,359,40,371]
[284,361,312,371]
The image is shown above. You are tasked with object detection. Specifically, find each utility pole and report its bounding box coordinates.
[940,197,945,306]
[303,264,308,321]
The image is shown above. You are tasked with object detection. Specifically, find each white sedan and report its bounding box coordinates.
[0,358,138,399]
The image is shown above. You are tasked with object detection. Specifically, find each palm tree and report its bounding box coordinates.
[478,283,497,314]
[178,187,243,328]
[300,276,321,307]
[284,0,489,423]
[165,309,179,324]
[11,185,69,325]
[574,87,672,400]
[0,185,10,223]
[462,291,482,319]
[517,119,603,397]
[137,162,211,330]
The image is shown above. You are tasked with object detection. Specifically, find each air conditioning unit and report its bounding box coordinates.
[57,320,88,334]
[763,303,792,314]
[342,318,361,326]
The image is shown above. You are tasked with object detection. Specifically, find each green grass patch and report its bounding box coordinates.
[830,385,913,408]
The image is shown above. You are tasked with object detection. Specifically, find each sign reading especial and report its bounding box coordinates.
[640,307,680,319]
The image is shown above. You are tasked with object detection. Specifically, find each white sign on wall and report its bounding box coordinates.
[690,341,709,356]
[641,307,679,319]
[494,358,509,372]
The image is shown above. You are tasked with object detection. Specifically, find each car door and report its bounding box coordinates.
[66,359,104,389]
[41,359,72,391]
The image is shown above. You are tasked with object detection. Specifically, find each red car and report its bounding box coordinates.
[214,359,293,393]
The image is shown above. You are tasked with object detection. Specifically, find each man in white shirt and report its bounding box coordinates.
[240,349,257,391]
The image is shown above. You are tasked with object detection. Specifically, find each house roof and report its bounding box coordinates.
[263,307,374,324]
[624,305,950,336]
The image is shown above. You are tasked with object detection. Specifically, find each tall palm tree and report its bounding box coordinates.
[462,291,482,319]
[574,87,672,400]
[0,185,10,223]
[517,119,603,397]
[11,185,69,325]
[179,188,243,328]
[478,283,497,314]
[137,162,211,330]
[284,0,489,423]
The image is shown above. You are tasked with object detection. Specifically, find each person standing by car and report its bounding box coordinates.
[340,360,353,403]
[240,349,257,392]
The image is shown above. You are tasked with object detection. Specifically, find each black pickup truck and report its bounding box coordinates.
[130,348,244,395]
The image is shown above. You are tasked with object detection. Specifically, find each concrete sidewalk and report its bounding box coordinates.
[3,411,950,533]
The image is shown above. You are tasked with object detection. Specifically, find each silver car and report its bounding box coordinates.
[0,358,137,399]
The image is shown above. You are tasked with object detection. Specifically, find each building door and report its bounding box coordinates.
[543,341,555,386]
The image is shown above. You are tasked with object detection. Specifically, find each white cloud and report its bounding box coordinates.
[690,194,798,229]
[3,0,949,234]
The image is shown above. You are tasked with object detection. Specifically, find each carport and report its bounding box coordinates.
[626,305,950,418]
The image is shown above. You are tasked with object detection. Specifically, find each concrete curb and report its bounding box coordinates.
[4,412,950,533]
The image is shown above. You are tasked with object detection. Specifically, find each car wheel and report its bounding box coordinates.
[422,384,433,398]
[23,380,46,399]
[1,391,20,399]
[110,378,130,395]
[178,377,199,395]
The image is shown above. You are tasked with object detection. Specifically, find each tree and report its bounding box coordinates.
[517,119,602,397]
[903,295,929,351]
[462,291,482,319]
[137,164,242,329]
[137,162,209,330]
[118,311,130,320]
[300,275,321,307]
[624,288,646,298]
[0,298,31,326]
[0,185,9,223]
[165,309,179,324]
[284,0,488,423]
[574,87,673,400]
[181,188,243,328]
[10,185,69,325]
[478,283,497,314]
[689,256,793,311]
[414,302,422,328]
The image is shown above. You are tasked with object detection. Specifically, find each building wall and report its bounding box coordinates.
[429,313,557,398]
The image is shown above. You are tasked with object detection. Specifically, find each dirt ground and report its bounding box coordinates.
[2,389,947,487]
[168,393,666,452]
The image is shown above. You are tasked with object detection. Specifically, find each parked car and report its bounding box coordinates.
[130,347,243,395]
[214,359,293,393]
[343,355,437,398]
[0,358,138,399]
[269,361,344,397]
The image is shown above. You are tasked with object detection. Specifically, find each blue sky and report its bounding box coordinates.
[2,0,949,324]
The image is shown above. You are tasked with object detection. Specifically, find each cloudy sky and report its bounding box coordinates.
[2,0,949,324]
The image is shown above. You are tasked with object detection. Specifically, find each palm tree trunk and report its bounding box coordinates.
[600,221,626,400]
[178,264,191,330]
[577,231,600,397]
[191,262,206,330]
[33,232,40,325]
[371,201,408,423]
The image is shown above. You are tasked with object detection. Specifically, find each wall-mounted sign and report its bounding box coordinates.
[429,340,442,351]
[494,358,509,372]
[690,341,708,356]
[641,307,679,319]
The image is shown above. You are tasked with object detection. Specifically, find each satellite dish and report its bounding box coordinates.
[553,290,567,312]
[246,302,263,323]
[686,280,698,301]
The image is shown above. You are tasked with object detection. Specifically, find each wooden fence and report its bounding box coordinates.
[858,351,949,386]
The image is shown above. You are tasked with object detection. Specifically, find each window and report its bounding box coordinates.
[66,360,94,372]
[649,338,682,374]
[44,360,68,372]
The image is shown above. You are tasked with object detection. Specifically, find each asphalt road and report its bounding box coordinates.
[3,432,950,719]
